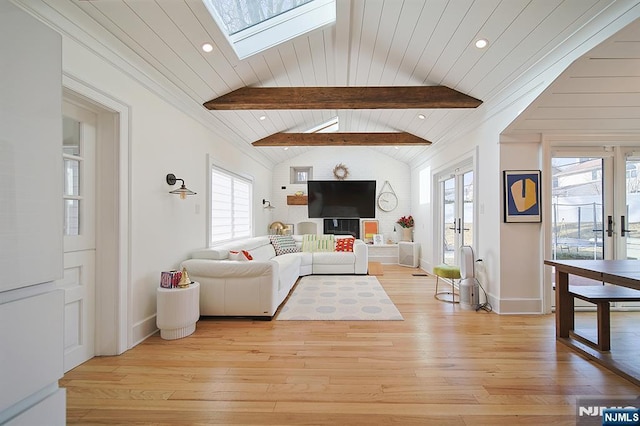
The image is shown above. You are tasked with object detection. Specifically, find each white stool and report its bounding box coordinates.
[156,281,200,340]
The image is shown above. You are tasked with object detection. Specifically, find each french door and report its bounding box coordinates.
[550,147,640,307]
[440,166,474,265]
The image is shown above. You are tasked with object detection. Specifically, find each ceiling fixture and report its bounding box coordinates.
[259,115,267,121]
[475,38,488,49]
[306,116,339,133]
[166,174,197,199]
[418,114,426,120]
[201,43,214,53]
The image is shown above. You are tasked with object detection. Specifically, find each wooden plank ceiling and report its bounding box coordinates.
[22,0,640,166]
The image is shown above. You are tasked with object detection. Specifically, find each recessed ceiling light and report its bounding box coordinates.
[418,114,426,120]
[201,43,214,53]
[283,147,289,151]
[394,146,399,150]
[475,38,488,49]
[259,115,267,121]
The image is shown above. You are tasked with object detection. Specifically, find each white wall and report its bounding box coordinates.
[410,103,542,314]
[271,147,411,241]
[499,142,544,313]
[61,37,273,344]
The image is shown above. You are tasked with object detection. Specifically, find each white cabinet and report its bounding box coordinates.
[0,289,65,425]
[0,1,63,292]
[398,242,420,267]
[367,244,399,264]
[0,3,65,424]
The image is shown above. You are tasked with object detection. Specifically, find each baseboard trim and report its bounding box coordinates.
[493,297,543,314]
[132,314,158,346]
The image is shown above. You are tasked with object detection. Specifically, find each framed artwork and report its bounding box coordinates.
[283,224,294,235]
[373,234,384,245]
[503,170,542,223]
[361,220,379,243]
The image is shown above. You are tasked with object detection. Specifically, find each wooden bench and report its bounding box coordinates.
[568,284,640,351]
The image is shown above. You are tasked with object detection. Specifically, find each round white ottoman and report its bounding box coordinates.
[156,281,200,340]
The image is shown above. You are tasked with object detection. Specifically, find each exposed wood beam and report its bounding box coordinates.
[252,132,432,146]
[204,86,482,110]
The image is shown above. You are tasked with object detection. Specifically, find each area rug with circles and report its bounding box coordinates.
[275,275,403,321]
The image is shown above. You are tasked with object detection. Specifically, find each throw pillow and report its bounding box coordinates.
[268,235,299,256]
[301,234,335,252]
[229,250,253,261]
[335,237,355,252]
[301,234,318,252]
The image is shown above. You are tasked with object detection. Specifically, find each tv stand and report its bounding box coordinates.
[323,218,360,239]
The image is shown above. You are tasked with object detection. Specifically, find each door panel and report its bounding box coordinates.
[551,156,607,308]
[442,176,455,264]
[618,154,640,307]
[440,166,474,266]
[60,250,95,371]
[551,157,605,262]
[58,100,96,371]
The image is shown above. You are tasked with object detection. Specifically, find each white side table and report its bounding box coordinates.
[156,281,200,340]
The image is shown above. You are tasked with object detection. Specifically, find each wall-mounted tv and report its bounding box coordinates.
[307,180,376,218]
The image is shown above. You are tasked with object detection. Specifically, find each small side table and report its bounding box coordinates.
[156,281,200,340]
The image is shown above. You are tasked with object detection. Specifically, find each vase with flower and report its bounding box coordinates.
[396,215,414,241]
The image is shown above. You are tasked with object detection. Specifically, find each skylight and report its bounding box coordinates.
[306,116,339,133]
[203,0,335,59]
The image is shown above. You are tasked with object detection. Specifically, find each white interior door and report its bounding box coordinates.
[58,101,96,372]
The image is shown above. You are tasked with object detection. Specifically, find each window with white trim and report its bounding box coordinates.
[210,166,253,245]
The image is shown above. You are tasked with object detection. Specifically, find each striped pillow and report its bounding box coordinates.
[268,235,299,256]
[301,234,335,252]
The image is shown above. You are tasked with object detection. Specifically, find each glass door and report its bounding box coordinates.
[617,152,640,308]
[551,157,609,262]
[550,148,640,309]
[621,154,640,260]
[441,168,474,265]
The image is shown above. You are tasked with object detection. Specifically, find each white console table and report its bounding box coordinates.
[367,244,399,264]
[156,281,200,340]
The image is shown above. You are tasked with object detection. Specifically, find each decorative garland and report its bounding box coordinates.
[333,163,349,180]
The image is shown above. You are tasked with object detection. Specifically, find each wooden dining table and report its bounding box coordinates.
[544,259,640,385]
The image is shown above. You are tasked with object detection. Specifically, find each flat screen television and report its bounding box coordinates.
[307,180,376,218]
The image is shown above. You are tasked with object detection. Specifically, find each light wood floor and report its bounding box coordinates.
[62,265,640,425]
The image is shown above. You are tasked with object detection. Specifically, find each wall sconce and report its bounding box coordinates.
[166,173,197,199]
[263,199,275,209]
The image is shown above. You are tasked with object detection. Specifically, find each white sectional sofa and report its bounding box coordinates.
[181,235,368,319]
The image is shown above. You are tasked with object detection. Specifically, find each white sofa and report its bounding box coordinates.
[181,235,368,319]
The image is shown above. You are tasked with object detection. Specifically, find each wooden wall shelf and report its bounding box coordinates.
[287,195,308,205]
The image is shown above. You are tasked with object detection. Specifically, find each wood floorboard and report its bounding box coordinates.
[367,261,384,275]
[61,265,640,425]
